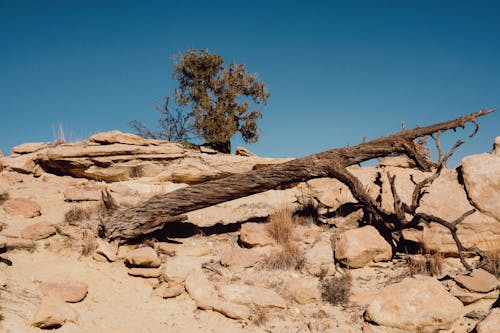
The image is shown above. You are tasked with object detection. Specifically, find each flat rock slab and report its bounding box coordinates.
[2,197,41,218]
[20,221,56,240]
[366,276,463,331]
[128,267,161,278]
[218,283,286,308]
[32,297,79,329]
[39,281,88,303]
[124,247,161,268]
[476,308,500,333]
[454,269,500,293]
[63,188,101,201]
[239,222,275,247]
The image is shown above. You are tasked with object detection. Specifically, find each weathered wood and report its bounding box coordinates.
[102,109,495,242]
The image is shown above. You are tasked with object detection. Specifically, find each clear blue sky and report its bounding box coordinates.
[1,0,499,166]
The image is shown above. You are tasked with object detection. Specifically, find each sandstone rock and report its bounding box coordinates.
[1,154,37,173]
[128,267,161,278]
[5,237,36,250]
[461,153,500,220]
[2,197,41,218]
[39,281,88,303]
[154,283,184,298]
[494,136,500,156]
[285,277,320,304]
[334,225,392,268]
[454,269,500,293]
[163,256,205,282]
[185,269,218,309]
[305,240,334,268]
[211,300,250,320]
[32,297,79,329]
[239,222,276,247]
[199,145,218,154]
[89,130,150,146]
[220,246,263,268]
[306,177,355,210]
[476,308,500,333]
[366,276,463,331]
[219,283,286,308]
[63,188,101,201]
[235,146,255,157]
[20,221,56,240]
[124,247,161,268]
[451,287,499,305]
[0,235,7,249]
[417,169,500,254]
[12,142,47,154]
[95,239,118,262]
[378,155,416,168]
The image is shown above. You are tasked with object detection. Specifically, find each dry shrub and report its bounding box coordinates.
[64,206,92,225]
[80,228,97,256]
[250,306,269,326]
[0,192,9,205]
[262,243,305,271]
[407,250,444,276]
[480,247,500,278]
[320,272,351,306]
[267,208,294,244]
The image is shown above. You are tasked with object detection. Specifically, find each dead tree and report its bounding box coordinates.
[102,109,495,268]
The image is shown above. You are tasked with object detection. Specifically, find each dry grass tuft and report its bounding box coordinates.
[293,198,319,225]
[250,306,269,326]
[320,272,351,306]
[262,242,305,271]
[480,247,500,278]
[80,229,97,256]
[267,208,294,244]
[64,206,92,225]
[407,250,444,277]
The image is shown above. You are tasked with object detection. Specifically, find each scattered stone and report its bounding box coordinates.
[2,197,41,218]
[154,283,184,298]
[124,247,161,268]
[163,256,205,282]
[285,277,320,304]
[305,240,334,268]
[63,188,101,201]
[96,238,118,262]
[128,267,161,278]
[220,246,263,268]
[32,297,79,329]
[461,153,500,220]
[454,269,500,293]
[219,283,286,308]
[476,308,500,333]
[12,142,47,154]
[20,221,56,240]
[39,280,88,303]
[334,225,392,268]
[239,222,275,247]
[89,130,150,146]
[235,146,255,157]
[366,276,463,331]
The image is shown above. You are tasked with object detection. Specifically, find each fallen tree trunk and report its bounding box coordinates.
[102,109,494,242]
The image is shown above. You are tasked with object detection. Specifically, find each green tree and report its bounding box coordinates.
[172,49,270,153]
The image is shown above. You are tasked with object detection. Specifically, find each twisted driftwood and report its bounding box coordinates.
[102,109,495,258]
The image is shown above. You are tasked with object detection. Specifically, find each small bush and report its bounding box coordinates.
[64,206,91,225]
[262,243,305,271]
[407,250,443,276]
[320,273,351,306]
[266,208,294,244]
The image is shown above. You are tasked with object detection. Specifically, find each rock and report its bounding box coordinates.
[162,256,205,282]
[154,283,184,298]
[218,283,286,308]
[378,155,416,168]
[306,177,355,210]
[235,146,255,157]
[5,237,36,250]
[366,276,463,331]
[494,136,500,156]
[89,130,150,146]
[285,277,320,304]
[0,235,7,249]
[476,308,500,333]
[185,269,218,309]
[417,169,500,254]
[124,247,161,268]
[461,153,500,220]
[199,145,218,154]
[39,280,88,303]
[20,221,56,240]
[63,188,101,201]
[1,154,37,173]
[32,297,79,329]
[211,300,250,320]
[95,239,118,262]
[451,287,499,305]
[220,246,263,268]
[2,197,41,218]
[12,142,47,154]
[239,222,276,247]
[454,269,500,293]
[305,240,334,268]
[128,267,161,278]
[334,225,392,268]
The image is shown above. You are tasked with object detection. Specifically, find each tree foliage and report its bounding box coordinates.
[130,49,270,153]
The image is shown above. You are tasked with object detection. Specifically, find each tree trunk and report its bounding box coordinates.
[102,110,494,242]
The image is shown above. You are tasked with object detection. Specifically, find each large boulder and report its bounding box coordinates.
[124,247,161,268]
[461,153,500,220]
[366,276,463,331]
[334,225,392,268]
[1,153,37,173]
[239,222,276,247]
